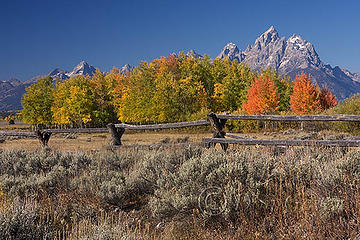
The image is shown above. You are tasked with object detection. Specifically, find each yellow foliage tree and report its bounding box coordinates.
[52,76,94,127]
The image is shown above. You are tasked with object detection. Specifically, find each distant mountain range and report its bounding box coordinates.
[26,61,98,84]
[1,26,359,110]
[0,62,133,110]
[217,26,360,100]
[0,78,26,111]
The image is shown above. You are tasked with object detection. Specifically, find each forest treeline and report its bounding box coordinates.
[21,53,338,127]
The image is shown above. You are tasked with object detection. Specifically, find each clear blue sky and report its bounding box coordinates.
[1,0,360,80]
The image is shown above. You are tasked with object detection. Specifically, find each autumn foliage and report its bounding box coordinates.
[290,73,321,114]
[289,73,337,114]
[242,74,280,114]
[319,86,337,110]
[21,53,339,127]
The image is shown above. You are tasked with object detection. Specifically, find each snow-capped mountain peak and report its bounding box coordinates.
[68,61,96,77]
[255,26,280,48]
[217,42,245,62]
[224,42,237,51]
[288,34,307,50]
[120,64,132,75]
[48,68,69,80]
[186,49,203,58]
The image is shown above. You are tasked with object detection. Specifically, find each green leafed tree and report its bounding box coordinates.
[211,60,255,112]
[21,76,54,125]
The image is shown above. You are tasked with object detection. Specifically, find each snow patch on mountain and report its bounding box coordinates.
[120,64,132,75]
[341,68,360,82]
[217,42,245,62]
[67,61,96,78]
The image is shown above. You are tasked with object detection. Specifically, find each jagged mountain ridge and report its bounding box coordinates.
[218,26,360,100]
[25,61,97,85]
[186,49,203,58]
[1,61,99,110]
[0,61,133,110]
[120,64,132,75]
[217,42,245,62]
[341,68,360,82]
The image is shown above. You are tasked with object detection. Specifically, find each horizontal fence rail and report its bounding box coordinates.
[224,133,254,140]
[216,114,360,122]
[0,128,108,136]
[0,131,36,137]
[43,128,108,133]
[203,138,360,147]
[108,120,210,146]
[114,120,209,130]
[107,142,203,150]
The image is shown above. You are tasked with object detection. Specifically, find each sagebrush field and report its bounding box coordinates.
[0,144,358,239]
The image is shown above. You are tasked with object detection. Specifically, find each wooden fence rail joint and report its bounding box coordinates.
[207,112,228,151]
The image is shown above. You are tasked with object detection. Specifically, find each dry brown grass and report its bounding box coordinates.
[0,127,354,152]
[0,120,30,130]
[0,132,211,152]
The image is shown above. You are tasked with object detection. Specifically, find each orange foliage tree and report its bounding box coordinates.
[243,73,280,114]
[319,86,337,110]
[290,73,320,114]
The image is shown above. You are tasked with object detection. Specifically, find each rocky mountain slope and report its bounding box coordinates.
[120,64,132,75]
[218,26,360,100]
[0,61,98,110]
[0,78,26,110]
[1,61,134,110]
[25,61,97,85]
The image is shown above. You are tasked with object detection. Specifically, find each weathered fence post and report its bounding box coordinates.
[107,123,125,146]
[207,113,228,151]
[36,130,52,147]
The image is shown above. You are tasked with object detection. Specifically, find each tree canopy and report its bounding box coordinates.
[242,73,280,114]
[21,54,338,127]
[22,76,54,125]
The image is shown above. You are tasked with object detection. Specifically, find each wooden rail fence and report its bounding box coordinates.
[215,114,360,122]
[0,128,108,146]
[1,113,360,149]
[107,120,210,146]
[203,113,360,150]
[202,138,360,147]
